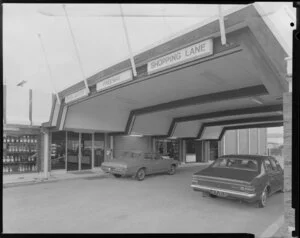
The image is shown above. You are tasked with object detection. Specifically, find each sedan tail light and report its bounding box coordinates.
[191,176,198,184]
[243,186,256,192]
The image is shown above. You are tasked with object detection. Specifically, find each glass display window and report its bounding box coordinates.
[51,131,66,170]
[81,133,92,170]
[67,132,79,171]
[94,133,105,167]
[3,133,39,174]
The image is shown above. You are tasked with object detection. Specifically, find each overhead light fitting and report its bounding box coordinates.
[251,97,264,105]
[129,133,143,137]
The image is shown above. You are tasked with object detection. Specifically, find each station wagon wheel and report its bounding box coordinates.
[168,165,176,175]
[258,187,268,208]
[136,168,146,181]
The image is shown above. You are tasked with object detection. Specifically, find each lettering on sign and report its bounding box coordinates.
[65,88,88,104]
[97,70,133,92]
[147,39,213,74]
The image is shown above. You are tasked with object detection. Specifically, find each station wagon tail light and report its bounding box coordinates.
[118,165,127,169]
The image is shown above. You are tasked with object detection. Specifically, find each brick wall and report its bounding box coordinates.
[283,92,292,192]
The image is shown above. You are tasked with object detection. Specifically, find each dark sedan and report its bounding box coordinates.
[191,155,283,208]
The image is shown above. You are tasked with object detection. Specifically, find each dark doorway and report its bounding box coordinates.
[94,133,105,167]
[67,131,79,171]
[195,141,203,162]
[81,133,92,170]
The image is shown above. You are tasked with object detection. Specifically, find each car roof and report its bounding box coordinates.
[219,154,270,161]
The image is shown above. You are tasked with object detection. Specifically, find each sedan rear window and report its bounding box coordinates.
[212,157,259,171]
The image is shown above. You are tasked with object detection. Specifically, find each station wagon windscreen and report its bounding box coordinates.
[212,157,259,171]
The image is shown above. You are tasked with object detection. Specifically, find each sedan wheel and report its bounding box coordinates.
[258,187,268,208]
[136,168,146,181]
[168,165,176,175]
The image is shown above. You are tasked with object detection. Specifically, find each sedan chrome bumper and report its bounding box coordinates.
[191,184,256,199]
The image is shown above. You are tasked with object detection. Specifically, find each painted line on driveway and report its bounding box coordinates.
[259,215,284,238]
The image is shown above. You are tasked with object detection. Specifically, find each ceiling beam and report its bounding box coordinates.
[168,104,282,138]
[197,115,282,140]
[133,85,268,116]
[218,122,283,140]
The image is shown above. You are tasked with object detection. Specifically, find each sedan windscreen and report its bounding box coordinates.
[120,151,142,159]
[212,157,259,171]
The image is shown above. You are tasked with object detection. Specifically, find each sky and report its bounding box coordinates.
[3,3,295,131]
[3,2,294,94]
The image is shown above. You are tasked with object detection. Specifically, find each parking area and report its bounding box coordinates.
[3,164,283,234]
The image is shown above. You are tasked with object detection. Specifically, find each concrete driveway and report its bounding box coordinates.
[3,164,283,234]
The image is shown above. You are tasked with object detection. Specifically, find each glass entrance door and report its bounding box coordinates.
[81,133,92,170]
[94,133,105,167]
[209,140,219,161]
[67,131,79,171]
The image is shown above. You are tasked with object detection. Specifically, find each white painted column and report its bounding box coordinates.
[223,134,226,155]
[43,130,49,179]
[248,129,251,154]
[257,128,260,155]
[236,130,240,154]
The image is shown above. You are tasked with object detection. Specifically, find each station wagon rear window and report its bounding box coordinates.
[212,157,259,171]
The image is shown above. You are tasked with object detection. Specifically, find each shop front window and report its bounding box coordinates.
[81,133,92,170]
[186,139,196,163]
[209,140,219,161]
[94,133,105,167]
[67,132,79,171]
[155,139,180,161]
[51,131,66,170]
[3,134,39,174]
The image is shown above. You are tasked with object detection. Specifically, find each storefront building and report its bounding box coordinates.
[41,4,290,175]
[2,85,53,175]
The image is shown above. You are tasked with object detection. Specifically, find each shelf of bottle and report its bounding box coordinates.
[3,142,38,144]
[3,161,36,164]
[3,151,37,154]
[3,170,39,174]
